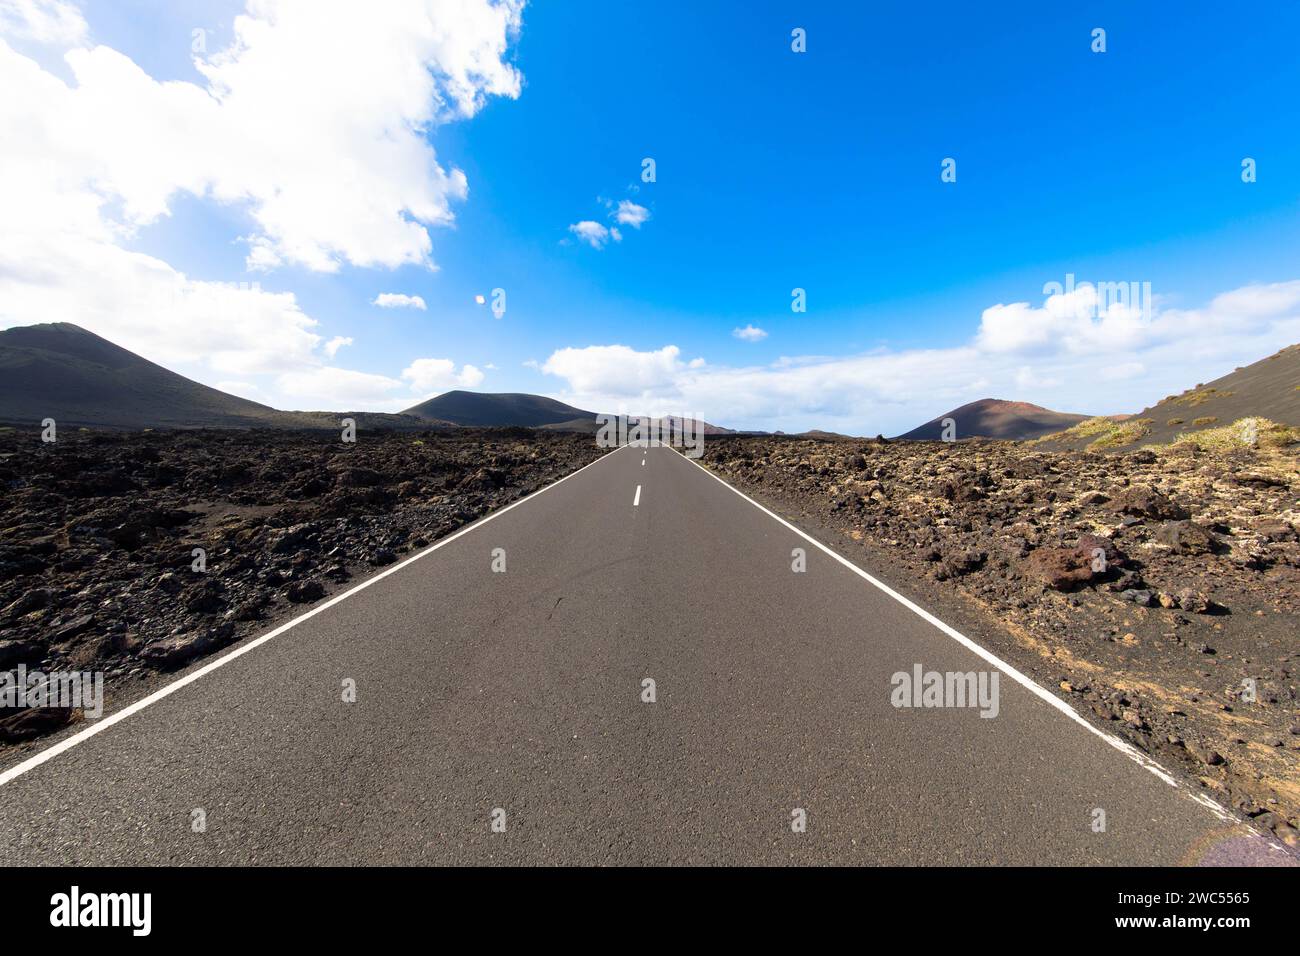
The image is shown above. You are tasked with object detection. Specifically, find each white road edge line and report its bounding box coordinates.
[633,484,642,506]
[0,443,632,789]
[680,452,1239,825]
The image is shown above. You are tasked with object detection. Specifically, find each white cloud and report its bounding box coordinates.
[216,380,262,400]
[568,220,619,249]
[614,200,649,228]
[1099,361,1145,381]
[572,197,648,246]
[0,0,86,45]
[244,235,283,272]
[972,280,1300,358]
[732,324,767,342]
[324,335,353,358]
[276,366,405,409]
[0,1,522,410]
[0,1,525,274]
[541,344,689,396]
[373,293,428,310]
[537,280,1300,434]
[276,359,486,411]
[401,357,484,392]
[975,285,1148,355]
[1015,366,1062,390]
[1208,281,1300,318]
[0,235,323,378]
[270,357,487,411]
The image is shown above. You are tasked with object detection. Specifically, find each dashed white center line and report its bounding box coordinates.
[633,484,641,506]
[641,458,645,466]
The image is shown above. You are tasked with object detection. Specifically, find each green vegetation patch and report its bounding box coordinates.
[1089,418,1153,448]
[1166,387,1233,408]
[1171,417,1300,451]
[1031,416,1152,449]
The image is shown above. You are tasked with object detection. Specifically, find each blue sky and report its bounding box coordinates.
[3,1,1299,433]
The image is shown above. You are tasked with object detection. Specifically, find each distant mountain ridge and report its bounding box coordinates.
[897,398,1088,441]
[0,324,730,433]
[401,391,738,435]
[22,323,1287,445]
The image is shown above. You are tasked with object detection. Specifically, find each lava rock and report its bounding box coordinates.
[48,614,96,642]
[1120,589,1155,606]
[1174,589,1213,613]
[1025,547,1095,590]
[0,639,43,668]
[286,580,326,603]
[1023,535,1123,591]
[1111,484,1191,521]
[141,623,235,669]
[0,707,79,743]
[1,588,51,620]
[268,524,315,555]
[1155,520,1218,555]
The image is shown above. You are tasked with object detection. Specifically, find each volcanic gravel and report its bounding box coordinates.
[0,427,605,747]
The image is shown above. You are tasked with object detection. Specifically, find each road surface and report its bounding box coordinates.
[0,443,1281,865]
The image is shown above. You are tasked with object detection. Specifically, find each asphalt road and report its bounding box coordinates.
[0,443,1283,865]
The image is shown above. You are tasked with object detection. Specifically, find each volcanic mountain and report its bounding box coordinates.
[1034,343,1300,450]
[1121,344,1300,443]
[0,323,428,430]
[896,399,1088,441]
[402,391,598,428]
[0,323,304,429]
[401,392,738,435]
